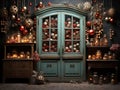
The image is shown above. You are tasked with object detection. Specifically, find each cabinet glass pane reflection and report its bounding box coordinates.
[64,15,80,53]
[42,15,58,52]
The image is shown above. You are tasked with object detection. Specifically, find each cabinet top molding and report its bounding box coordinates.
[34,4,88,16]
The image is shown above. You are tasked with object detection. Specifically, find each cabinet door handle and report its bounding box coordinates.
[46,64,52,68]
[70,64,75,68]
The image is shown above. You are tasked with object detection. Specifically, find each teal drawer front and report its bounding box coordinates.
[63,61,81,77]
[40,61,59,77]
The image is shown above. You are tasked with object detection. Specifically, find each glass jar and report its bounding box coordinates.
[94,35,100,46]
[99,75,103,85]
[96,50,102,59]
[93,72,99,84]
[26,51,31,59]
[88,55,92,59]
[92,55,96,60]
[7,53,11,59]
[88,73,93,84]
[12,50,18,58]
[103,53,108,60]
[102,34,108,46]
[111,73,117,84]
[108,51,112,59]
[90,38,94,46]
[20,51,25,58]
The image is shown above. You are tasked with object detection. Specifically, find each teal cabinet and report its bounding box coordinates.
[35,5,86,81]
[63,60,82,77]
[39,60,60,77]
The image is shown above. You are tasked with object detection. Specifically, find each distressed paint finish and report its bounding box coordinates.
[35,5,86,81]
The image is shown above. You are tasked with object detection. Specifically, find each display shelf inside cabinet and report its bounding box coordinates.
[86,59,119,82]
[86,45,120,82]
[4,43,35,60]
[35,5,87,81]
[2,43,35,83]
[86,45,110,57]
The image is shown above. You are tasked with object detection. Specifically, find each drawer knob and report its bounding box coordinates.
[47,64,52,68]
[70,64,75,68]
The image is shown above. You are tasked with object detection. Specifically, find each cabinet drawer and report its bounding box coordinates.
[3,60,33,79]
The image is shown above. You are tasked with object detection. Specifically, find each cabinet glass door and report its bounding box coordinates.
[63,14,81,54]
[37,11,85,79]
[39,13,83,55]
[41,14,59,53]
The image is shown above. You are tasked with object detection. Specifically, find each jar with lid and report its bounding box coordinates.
[7,53,11,59]
[103,53,108,60]
[88,55,92,59]
[93,72,99,84]
[90,38,94,46]
[99,75,103,85]
[26,51,31,59]
[88,73,93,84]
[112,53,116,59]
[20,51,25,58]
[108,51,112,59]
[12,50,18,58]
[96,50,102,59]
[111,73,117,84]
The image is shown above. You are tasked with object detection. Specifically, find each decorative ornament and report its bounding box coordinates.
[10,5,18,14]
[16,17,21,22]
[0,7,8,18]
[83,2,91,11]
[95,12,100,19]
[22,6,27,12]
[36,2,44,10]
[109,17,114,23]
[33,51,40,62]
[92,0,97,3]
[11,15,16,20]
[11,23,18,28]
[86,21,92,27]
[88,29,95,36]
[107,8,115,17]
[77,3,83,9]
[105,17,109,21]
[22,29,28,35]
[24,18,34,28]
[29,2,32,6]
[48,2,52,6]
[20,25,25,31]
